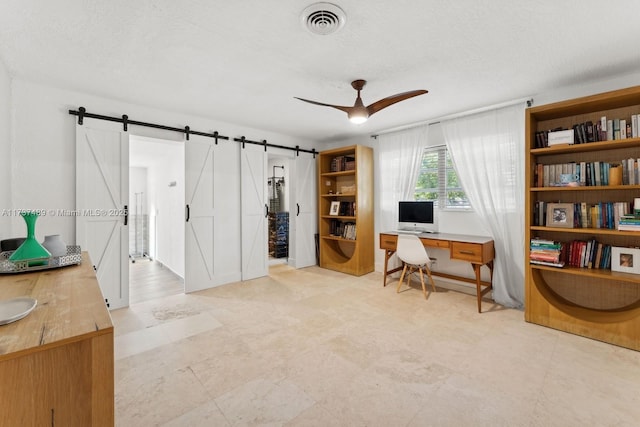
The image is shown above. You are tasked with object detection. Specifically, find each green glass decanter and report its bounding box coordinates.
[9,212,51,266]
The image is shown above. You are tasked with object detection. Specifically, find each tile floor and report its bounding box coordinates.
[111,264,640,426]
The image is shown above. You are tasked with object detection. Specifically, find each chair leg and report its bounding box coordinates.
[397,263,408,293]
[406,266,414,287]
[418,268,427,299]
[425,266,437,292]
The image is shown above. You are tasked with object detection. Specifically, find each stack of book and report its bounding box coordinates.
[329,220,357,239]
[529,238,564,267]
[618,214,640,231]
[330,155,356,172]
[341,222,356,240]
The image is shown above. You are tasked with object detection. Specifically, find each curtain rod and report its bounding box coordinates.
[371,96,533,138]
[69,107,317,156]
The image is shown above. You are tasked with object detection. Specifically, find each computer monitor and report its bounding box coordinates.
[398,200,438,233]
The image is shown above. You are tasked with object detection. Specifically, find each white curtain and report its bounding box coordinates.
[375,125,428,236]
[441,103,525,308]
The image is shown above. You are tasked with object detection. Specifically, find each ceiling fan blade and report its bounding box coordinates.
[366,90,428,116]
[294,97,352,114]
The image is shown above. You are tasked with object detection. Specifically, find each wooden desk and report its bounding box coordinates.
[380,232,495,312]
[0,253,114,426]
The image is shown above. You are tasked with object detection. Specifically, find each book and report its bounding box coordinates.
[586,121,595,142]
[530,253,561,263]
[580,202,588,228]
[530,260,565,268]
[543,164,550,187]
[594,243,603,269]
[580,161,587,185]
[617,224,640,231]
[530,237,556,245]
[535,163,543,187]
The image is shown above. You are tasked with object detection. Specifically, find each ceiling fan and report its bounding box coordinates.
[295,79,428,124]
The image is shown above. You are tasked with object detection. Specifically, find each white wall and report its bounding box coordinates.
[6,78,317,286]
[532,70,640,109]
[0,58,11,238]
[128,166,148,257]
[148,143,184,277]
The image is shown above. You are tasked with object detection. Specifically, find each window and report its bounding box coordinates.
[414,145,470,209]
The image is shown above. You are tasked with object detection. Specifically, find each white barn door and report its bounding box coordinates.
[185,135,242,291]
[184,135,216,292]
[76,120,129,309]
[291,154,317,268]
[241,144,268,280]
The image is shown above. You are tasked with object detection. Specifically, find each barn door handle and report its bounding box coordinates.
[185,204,190,222]
[297,203,300,216]
[124,205,128,225]
[265,204,269,218]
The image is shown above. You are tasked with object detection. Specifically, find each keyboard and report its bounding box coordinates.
[396,230,423,235]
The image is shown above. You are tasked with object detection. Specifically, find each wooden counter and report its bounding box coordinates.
[0,252,114,426]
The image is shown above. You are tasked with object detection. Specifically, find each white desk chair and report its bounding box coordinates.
[396,233,437,299]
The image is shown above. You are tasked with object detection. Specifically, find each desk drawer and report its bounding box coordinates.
[451,242,484,263]
[380,235,397,250]
[422,238,450,249]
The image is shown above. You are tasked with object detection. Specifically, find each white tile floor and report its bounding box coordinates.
[111,264,640,426]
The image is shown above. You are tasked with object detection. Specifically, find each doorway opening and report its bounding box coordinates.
[268,156,290,266]
[129,135,185,304]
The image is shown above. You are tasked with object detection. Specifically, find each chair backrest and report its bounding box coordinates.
[396,234,430,266]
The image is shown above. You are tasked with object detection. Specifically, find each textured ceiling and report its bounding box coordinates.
[1,0,640,143]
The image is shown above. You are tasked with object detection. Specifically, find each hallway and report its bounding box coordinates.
[129,259,183,305]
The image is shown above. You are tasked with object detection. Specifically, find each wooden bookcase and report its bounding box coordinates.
[525,85,640,351]
[317,144,374,276]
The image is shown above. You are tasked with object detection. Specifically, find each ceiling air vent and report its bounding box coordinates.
[301,3,346,35]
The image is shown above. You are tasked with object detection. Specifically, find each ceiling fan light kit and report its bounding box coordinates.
[348,108,368,124]
[295,79,428,124]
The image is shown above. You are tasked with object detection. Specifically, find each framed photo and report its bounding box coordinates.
[611,247,640,274]
[329,201,340,216]
[546,203,574,228]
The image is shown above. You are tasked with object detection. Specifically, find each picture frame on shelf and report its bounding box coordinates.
[546,203,574,228]
[329,201,340,216]
[611,247,640,274]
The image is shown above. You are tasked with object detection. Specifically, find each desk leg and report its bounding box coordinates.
[473,264,483,313]
[383,249,394,287]
[472,262,494,313]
